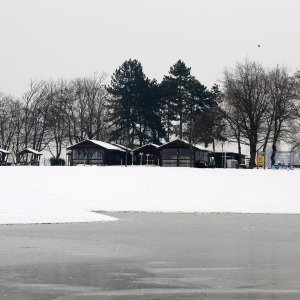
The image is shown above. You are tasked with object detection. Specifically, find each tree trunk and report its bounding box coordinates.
[249,143,257,169]
[237,139,241,165]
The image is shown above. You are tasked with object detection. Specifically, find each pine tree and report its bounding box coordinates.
[161,60,212,142]
[106,59,146,147]
[161,60,193,140]
[106,59,164,147]
[192,84,226,148]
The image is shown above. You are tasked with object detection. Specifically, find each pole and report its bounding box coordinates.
[221,143,224,168]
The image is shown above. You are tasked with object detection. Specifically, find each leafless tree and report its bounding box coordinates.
[261,66,297,153]
[286,71,300,151]
[21,81,54,151]
[223,60,269,168]
[47,80,69,159]
[0,94,22,153]
[65,73,109,145]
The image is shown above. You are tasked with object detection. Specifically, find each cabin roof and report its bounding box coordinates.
[0,148,10,154]
[159,139,210,152]
[133,143,160,153]
[214,151,247,157]
[112,143,132,152]
[17,148,43,155]
[67,139,125,152]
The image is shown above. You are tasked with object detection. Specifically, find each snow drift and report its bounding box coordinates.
[0,166,299,225]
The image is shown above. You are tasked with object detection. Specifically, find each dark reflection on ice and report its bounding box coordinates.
[1,213,300,299]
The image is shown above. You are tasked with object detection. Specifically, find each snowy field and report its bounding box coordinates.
[0,166,299,225]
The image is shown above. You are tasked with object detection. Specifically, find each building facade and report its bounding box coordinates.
[67,140,126,166]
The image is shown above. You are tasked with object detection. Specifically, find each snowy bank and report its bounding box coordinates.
[0,166,300,225]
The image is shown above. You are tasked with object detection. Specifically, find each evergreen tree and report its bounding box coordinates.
[161,60,193,140]
[106,59,145,147]
[137,78,165,145]
[106,59,164,147]
[161,60,214,143]
[192,84,226,149]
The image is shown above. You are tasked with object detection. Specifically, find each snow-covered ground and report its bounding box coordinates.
[0,166,299,225]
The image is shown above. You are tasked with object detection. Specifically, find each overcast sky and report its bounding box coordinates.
[0,0,299,97]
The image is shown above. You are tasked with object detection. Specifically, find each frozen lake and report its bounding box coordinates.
[1,212,300,299]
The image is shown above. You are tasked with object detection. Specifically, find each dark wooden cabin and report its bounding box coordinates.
[112,143,133,166]
[133,143,161,166]
[159,139,210,167]
[67,139,126,166]
[213,152,246,168]
[0,148,11,165]
[16,148,43,165]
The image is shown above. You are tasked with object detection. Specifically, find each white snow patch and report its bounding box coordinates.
[0,166,300,225]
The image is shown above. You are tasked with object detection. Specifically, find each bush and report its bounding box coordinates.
[50,157,65,166]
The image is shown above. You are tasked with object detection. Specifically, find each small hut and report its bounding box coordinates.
[133,143,161,166]
[159,139,210,167]
[16,148,43,165]
[67,139,126,166]
[0,148,11,165]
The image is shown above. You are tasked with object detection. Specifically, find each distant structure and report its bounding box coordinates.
[65,139,249,168]
[213,152,246,168]
[133,143,161,166]
[16,148,43,166]
[67,139,126,166]
[159,139,210,167]
[0,148,11,166]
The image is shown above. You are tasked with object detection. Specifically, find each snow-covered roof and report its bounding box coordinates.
[67,139,125,152]
[159,139,211,152]
[133,143,160,153]
[0,148,10,154]
[27,148,43,155]
[194,145,211,152]
[112,143,132,152]
[17,148,43,155]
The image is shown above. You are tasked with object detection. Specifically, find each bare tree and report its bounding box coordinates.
[286,71,300,151]
[65,73,109,144]
[0,94,22,152]
[223,60,269,168]
[47,80,70,159]
[21,81,54,151]
[261,66,297,154]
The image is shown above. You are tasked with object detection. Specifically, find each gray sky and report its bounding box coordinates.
[1,0,299,97]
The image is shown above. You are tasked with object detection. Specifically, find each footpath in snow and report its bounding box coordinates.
[0,166,299,225]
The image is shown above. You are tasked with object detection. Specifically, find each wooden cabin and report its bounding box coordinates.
[16,148,43,165]
[67,139,126,166]
[112,143,133,166]
[133,143,161,166]
[0,148,11,165]
[159,139,210,167]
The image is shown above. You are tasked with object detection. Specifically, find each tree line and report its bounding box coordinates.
[0,58,299,168]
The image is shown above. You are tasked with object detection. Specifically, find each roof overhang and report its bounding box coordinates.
[17,148,43,156]
[0,148,10,154]
[67,139,125,152]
